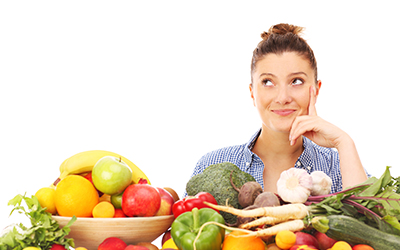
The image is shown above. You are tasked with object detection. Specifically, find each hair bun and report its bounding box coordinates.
[261,23,304,40]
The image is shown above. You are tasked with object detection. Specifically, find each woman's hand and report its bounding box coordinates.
[289,86,348,149]
[290,85,367,189]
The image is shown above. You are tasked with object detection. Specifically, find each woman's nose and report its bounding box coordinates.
[275,86,292,104]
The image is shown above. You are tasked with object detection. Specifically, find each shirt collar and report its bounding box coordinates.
[243,129,261,170]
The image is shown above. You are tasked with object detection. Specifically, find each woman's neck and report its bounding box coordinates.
[252,128,303,165]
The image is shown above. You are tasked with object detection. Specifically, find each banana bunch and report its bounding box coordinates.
[53,150,150,186]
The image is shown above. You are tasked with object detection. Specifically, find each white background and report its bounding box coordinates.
[1,0,399,246]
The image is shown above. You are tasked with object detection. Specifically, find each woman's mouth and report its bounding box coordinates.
[271,109,296,116]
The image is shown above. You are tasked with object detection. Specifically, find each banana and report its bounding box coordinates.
[54,150,150,186]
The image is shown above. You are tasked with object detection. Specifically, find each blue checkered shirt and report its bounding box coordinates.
[186,129,347,196]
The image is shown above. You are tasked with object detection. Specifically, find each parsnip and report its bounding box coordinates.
[239,216,286,229]
[204,202,309,219]
[248,219,305,237]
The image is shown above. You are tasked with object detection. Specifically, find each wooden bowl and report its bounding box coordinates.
[53,215,174,250]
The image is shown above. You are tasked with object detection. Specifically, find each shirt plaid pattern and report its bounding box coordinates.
[186,129,349,196]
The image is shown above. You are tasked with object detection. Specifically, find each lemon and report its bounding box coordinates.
[162,238,178,249]
[75,247,88,250]
[35,187,56,214]
[23,247,41,250]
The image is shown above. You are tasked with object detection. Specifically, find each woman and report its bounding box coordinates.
[187,23,368,194]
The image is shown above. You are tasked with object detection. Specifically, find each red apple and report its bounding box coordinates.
[98,237,127,250]
[122,183,161,217]
[124,245,149,250]
[313,231,337,250]
[50,244,67,250]
[161,229,172,246]
[155,187,175,216]
[114,208,127,217]
[295,232,319,249]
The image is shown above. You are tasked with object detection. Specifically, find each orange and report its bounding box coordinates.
[92,201,115,218]
[222,230,265,250]
[55,175,99,217]
[275,230,296,249]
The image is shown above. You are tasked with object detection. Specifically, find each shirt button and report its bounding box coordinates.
[296,162,301,166]
[246,162,250,166]
[307,166,311,170]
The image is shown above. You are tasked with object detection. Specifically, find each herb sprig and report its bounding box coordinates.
[306,166,400,235]
[0,194,76,250]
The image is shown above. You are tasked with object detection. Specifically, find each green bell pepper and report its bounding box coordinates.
[171,207,225,250]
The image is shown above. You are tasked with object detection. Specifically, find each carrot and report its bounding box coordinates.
[204,202,309,219]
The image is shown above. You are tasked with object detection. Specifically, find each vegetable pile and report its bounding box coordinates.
[186,162,256,224]
[183,164,400,250]
[0,194,76,250]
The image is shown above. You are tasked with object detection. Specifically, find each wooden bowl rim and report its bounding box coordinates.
[53,214,174,223]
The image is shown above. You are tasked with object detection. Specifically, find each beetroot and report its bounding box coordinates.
[230,171,262,208]
[253,192,280,207]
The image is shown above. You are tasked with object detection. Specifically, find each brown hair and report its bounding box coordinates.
[251,23,318,83]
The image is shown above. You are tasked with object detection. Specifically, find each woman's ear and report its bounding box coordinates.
[249,83,255,106]
[316,80,322,94]
[315,80,322,101]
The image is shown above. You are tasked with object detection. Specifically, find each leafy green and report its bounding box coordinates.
[0,194,76,250]
[307,166,400,236]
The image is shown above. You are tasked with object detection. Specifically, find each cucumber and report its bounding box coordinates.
[312,215,400,250]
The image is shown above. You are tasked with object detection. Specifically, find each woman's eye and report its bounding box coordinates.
[292,78,304,85]
[262,79,274,86]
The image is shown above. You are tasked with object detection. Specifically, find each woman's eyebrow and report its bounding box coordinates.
[259,73,275,77]
[259,72,308,78]
[289,72,308,77]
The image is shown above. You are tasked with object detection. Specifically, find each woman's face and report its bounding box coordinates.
[250,51,320,134]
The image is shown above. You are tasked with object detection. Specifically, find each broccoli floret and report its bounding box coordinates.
[186,162,256,224]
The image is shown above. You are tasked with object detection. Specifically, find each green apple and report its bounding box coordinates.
[92,156,132,195]
[111,192,123,209]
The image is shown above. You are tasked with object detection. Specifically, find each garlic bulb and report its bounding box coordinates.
[310,171,332,196]
[276,168,313,203]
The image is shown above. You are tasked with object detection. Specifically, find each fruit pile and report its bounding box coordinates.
[35,150,178,219]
